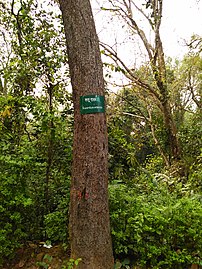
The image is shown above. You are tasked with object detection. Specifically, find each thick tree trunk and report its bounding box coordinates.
[59,1,114,269]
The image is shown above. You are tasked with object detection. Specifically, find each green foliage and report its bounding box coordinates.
[0,135,34,263]
[188,151,202,193]
[179,112,202,167]
[61,258,82,269]
[108,124,138,181]
[107,89,155,182]
[114,258,130,269]
[109,179,202,268]
[36,254,53,269]
[44,196,69,242]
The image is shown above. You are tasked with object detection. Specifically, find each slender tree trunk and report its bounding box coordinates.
[45,83,54,216]
[156,80,181,162]
[162,99,181,161]
[147,105,170,166]
[59,1,114,268]
[152,22,181,162]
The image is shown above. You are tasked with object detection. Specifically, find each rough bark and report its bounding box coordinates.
[59,1,114,269]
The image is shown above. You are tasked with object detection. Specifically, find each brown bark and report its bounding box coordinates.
[59,0,114,269]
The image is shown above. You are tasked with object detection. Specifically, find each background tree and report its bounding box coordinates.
[100,0,182,166]
[59,0,114,268]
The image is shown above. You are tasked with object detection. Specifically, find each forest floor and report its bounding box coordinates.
[2,242,70,269]
[2,244,201,269]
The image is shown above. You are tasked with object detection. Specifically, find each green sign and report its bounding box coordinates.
[80,95,105,114]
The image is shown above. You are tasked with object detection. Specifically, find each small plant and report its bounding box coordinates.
[61,258,82,269]
[36,254,53,269]
[114,258,130,269]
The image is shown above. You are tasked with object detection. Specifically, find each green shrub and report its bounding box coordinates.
[44,199,69,243]
[188,152,202,193]
[109,181,202,268]
[0,155,33,265]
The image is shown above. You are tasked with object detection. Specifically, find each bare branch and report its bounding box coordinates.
[101,41,162,107]
[131,0,155,29]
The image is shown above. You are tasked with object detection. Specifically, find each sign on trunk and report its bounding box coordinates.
[80,95,105,114]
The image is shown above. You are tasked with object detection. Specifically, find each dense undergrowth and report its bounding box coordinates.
[0,95,202,268]
[1,156,202,268]
[110,176,202,268]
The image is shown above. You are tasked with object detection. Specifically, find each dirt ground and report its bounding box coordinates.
[2,243,70,269]
[2,244,201,269]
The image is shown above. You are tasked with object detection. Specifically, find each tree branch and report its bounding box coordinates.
[100,41,163,109]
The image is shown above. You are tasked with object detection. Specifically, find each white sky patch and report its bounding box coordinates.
[92,0,202,60]
[161,0,202,58]
[91,0,202,91]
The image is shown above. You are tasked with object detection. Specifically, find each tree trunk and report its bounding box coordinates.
[147,105,170,166]
[45,83,54,216]
[59,1,114,269]
[162,99,181,162]
[156,80,181,162]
